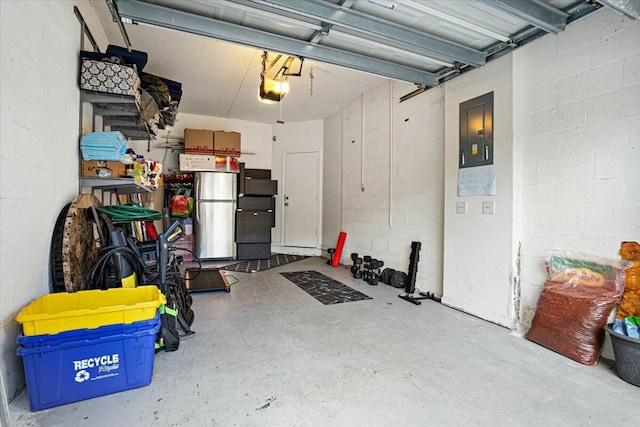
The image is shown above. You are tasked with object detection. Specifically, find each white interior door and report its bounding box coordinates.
[283,152,319,248]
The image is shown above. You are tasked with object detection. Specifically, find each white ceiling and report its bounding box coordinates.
[89,0,623,125]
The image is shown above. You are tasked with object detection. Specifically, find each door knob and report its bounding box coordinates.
[284,202,289,206]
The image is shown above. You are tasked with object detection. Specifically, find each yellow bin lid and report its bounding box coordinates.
[16,286,166,336]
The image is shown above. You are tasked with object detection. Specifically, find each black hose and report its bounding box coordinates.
[87,245,146,290]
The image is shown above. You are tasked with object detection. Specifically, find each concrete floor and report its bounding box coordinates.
[9,257,638,426]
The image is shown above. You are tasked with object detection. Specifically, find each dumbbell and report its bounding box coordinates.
[350,253,358,272]
[370,259,385,285]
[367,258,380,283]
[353,257,363,279]
[373,259,384,277]
[350,253,360,275]
[327,248,336,265]
[362,256,372,281]
[368,259,380,285]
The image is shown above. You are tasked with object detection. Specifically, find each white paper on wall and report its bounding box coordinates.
[457,164,496,196]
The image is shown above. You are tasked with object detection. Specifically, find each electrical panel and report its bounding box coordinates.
[459,92,493,168]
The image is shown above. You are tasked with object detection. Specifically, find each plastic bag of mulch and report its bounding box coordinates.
[525,250,628,365]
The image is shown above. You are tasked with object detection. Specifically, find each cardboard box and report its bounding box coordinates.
[179,154,239,173]
[213,131,241,157]
[81,160,127,178]
[184,129,214,155]
[184,129,241,157]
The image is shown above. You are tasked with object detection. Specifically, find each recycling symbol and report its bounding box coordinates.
[75,370,90,383]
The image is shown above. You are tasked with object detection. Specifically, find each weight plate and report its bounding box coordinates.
[397,272,409,289]
[389,268,397,284]
[389,271,401,288]
[390,270,408,289]
[382,268,394,285]
[380,268,388,284]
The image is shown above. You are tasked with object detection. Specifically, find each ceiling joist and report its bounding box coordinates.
[117,0,440,86]
[242,0,486,67]
[479,0,568,33]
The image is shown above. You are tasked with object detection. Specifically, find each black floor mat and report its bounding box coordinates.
[280,270,372,305]
[222,254,308,273]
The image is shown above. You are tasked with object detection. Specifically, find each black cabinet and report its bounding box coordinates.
[236,165,277,260]
[237,243,271,260]
[236,211,273,243]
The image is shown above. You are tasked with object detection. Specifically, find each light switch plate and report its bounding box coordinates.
[482,200,495,214]
[456,201,467,214]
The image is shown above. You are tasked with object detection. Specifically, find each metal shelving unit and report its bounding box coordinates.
[79,177,152,205]
[81,90,153,140]
[80,177,151,194]
[79,89,157,199]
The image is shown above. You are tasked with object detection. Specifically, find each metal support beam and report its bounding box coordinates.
[480,0,567,33]
[597,0,640,19]
[243,0,485,67]
[106,0,133,51]
[117,0,439,86]
[309,23,332,44]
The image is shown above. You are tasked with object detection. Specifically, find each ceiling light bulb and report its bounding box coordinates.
[259,77,289,103]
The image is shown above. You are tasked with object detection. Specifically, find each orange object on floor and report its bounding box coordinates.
[331,232,347,267]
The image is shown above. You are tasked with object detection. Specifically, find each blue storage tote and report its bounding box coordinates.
[17,311,160,348]
[17,314,160,411]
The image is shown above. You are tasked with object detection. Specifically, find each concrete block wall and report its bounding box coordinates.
[0,0,108,399]
[513,8,640,328]
[337,80,445,294]
[322,111,343,249]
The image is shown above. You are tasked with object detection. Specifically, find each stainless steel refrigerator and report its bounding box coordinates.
[194,172,237,259]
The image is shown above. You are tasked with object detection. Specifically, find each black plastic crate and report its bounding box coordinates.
[237,196,275,211]
[236,210,273,226]
[245,169,271,179]
[244,179,277,196]
[236,211,273,243]
[237,243,271,260]
[236,225,271,243]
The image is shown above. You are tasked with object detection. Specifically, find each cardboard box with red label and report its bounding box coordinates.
[179,154,240,173]
[184,129,241,157]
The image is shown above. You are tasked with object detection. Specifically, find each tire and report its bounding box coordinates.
[50,203,71,293]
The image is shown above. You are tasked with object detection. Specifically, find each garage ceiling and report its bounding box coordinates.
[91,0,635,124]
